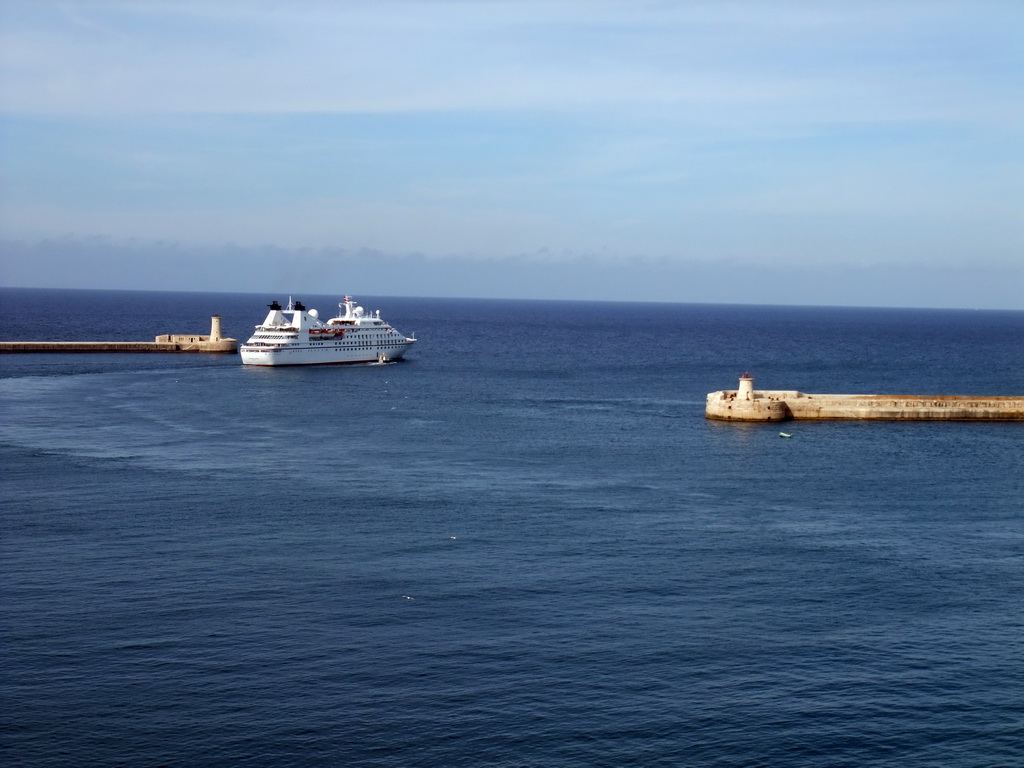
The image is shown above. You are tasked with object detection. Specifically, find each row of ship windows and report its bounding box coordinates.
[247,342,404,349]
[308,343,404,347]
[253,333,393,339]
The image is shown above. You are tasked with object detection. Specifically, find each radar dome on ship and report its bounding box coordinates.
[309,309,319,318]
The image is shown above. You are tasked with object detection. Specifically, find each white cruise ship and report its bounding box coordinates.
[239,296,417,366]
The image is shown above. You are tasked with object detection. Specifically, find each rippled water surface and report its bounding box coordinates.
[2,289,1023,767]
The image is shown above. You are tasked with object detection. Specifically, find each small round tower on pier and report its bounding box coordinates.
[738,373,754,401]
[209,315,223,342]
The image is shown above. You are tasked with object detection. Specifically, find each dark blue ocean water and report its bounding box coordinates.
[1,288,1022,767]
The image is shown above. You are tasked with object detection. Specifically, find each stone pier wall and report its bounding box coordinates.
[0,340,237,353]
[706,388,1024,422]
[0,316,237,354]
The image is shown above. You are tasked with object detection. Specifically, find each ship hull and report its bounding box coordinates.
[240,340,415,366]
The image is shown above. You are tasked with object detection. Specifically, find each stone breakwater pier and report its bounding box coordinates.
[707,374,1024,422]
[0,316,237,354]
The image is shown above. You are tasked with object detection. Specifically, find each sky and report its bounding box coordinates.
[0,0,1021,308]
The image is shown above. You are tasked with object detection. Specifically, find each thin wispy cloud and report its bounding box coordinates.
[2,0,1017,119]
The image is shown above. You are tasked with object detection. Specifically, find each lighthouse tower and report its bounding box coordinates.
[209,315,223,342]
[738,373,754,401]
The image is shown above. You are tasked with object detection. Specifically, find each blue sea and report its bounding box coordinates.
[1,288,1022,767]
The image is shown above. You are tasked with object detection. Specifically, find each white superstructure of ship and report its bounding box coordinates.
[239,296,417,366]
